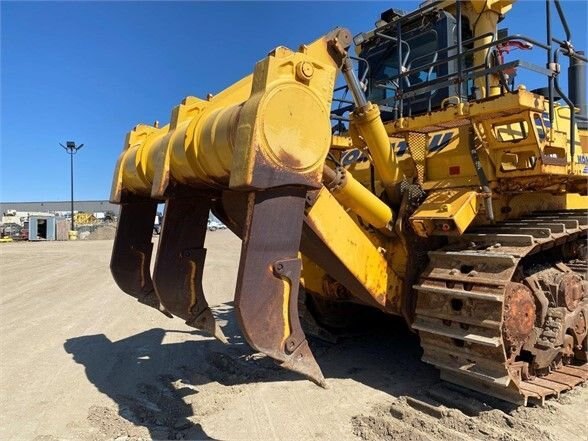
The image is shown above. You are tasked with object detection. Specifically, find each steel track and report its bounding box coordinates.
[413,210,588,405]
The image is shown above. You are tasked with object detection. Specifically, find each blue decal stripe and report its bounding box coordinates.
[429,132,454,152]
[427,134,442,152]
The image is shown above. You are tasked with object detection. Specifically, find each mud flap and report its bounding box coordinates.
[153,198,227,343]
[110,201,171,316]
[235,187,326,387]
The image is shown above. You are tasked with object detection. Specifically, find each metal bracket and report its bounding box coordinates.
[273,258,305,354]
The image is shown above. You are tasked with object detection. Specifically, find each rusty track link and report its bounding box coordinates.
[413,210,588,405]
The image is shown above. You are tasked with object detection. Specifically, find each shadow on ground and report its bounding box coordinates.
[64,301,515,440]
[64,328,218,440]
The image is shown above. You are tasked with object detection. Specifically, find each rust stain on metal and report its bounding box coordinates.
[110,201,170,316]
[234,187,326,386]
[559,273,585,311]
[503,282,536,352]
[152,197,227,342]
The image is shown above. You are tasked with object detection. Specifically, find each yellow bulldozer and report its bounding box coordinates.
[109,0,588,405]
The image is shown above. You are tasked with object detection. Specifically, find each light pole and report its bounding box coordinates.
[59,141,84,231]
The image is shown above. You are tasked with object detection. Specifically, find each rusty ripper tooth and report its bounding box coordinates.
[152,198,227,342]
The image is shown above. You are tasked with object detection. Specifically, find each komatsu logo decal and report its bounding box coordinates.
[341,149,368,166]
[340,131,455,165]
[394,131,454,157]
[577,155,588,173]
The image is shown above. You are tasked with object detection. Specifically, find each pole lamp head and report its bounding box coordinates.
[59,141,85,153]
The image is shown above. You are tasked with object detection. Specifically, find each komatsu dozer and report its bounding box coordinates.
[110,0,588,405]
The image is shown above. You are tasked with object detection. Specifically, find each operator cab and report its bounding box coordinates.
[355,7,472,121]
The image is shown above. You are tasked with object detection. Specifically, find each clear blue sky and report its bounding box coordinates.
[1,1,586,202]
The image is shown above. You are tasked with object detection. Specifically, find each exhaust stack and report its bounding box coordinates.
[568,50,587,129]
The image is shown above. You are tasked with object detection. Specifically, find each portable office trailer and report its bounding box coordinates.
[28,215,56,241]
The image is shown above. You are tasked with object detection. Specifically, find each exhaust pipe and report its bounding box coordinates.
[569,50,587,129]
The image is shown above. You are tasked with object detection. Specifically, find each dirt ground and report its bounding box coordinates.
[1,231,587,441]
